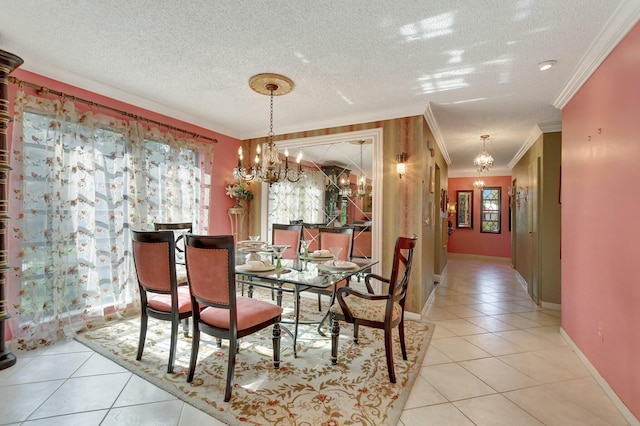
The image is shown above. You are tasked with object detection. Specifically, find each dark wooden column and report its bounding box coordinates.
[0,50,23,370]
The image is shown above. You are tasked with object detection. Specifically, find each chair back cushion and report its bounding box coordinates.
[273,229,301,259]
[131,231,176,293]
[319,227,354,260]
[185,246,231,305]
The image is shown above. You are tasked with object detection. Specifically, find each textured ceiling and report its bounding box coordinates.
[1,1,638,176]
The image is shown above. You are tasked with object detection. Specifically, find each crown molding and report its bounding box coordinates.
[508,125,542,169]
[553,0,640,109]
[423,103,451,165]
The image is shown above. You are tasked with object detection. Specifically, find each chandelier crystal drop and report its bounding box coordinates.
[473,134,494,173]
[233,73,305,185]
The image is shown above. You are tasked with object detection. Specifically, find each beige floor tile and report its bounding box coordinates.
[465,315,517,332]
[498,352,585,384]
[424,305,459,321]
[466,303,511,316]
[423,346,454,366]
[544,377,630,425]
[114,375,177,407]
[430,337,492,361]
[101,400,184,426]
[420,363,496,401]
[72,352,129,377]
[22,410,108,425]
[530,346,591,378]
[494,329,558,351]
[179,403,226,425]
[442,305,486,318]
[463,333,526,356]
[491,313,542,328]
[504,386,617,426]
[403,375,448,409]
[522,326,568,347]
[400,403,476,426]
[0,380,65,423]
[433,318,489,336]
[453,394,544,425]
[459,357,539,392]
[2,352,93,385]
[29,373,131,419]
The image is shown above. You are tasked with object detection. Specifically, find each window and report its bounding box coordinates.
[481,187,501,233]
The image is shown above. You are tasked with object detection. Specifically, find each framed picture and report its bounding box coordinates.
[429,166,435,193]
[456,190,473,228]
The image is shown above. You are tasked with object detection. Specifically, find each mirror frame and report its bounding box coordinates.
[259,128,383,276]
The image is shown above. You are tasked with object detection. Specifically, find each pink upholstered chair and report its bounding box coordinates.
[131,230,193,373]
[310,226,355,311]
[272,223,303,259]
[330,236,417,383]
[184,234,283,402]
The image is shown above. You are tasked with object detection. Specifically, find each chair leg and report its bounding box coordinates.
[317,294,322,311]
[182,317,190,337]
[353,324,359,344]
[167,316,179,373]
[272,323,281,369]
[136,309,148,361]
[216,338,222,348]
[399,320,407,360]
[330,316,340,365]
[187,325,200,382]
[225,337,238,402]
[384,327,396,383]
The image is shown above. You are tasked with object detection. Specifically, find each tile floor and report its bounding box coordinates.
[0,256,632,425]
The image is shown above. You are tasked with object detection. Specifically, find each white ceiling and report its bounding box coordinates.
[1,1,638,177]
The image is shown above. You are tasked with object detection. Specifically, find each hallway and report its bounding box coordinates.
[400,256,630,425]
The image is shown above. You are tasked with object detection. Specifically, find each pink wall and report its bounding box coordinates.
[447,176,511,258]
[562,23,640,419]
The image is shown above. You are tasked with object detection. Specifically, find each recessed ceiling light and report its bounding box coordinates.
[538,60,556,71]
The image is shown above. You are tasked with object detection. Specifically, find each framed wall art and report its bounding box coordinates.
[456,190,473,228]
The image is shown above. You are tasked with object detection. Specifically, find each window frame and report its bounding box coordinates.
[480,187,501,234]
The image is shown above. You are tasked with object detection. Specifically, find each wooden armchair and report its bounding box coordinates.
[184,234,283,402]
[329,236,417,383]
[131,230,193,373]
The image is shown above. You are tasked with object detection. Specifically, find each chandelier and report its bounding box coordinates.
[353,140,371,198]
[473,134,494,173]
[233,73,304,184]
[473,173,485,190]
[339,176,353,197]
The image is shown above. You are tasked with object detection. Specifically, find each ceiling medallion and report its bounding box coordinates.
[234,73,304,185]
[473,134,494,173]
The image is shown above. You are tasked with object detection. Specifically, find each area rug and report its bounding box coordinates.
[75,289,434,425]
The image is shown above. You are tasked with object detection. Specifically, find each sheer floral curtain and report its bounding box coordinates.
[8,91,213,349]
[267,169,325,233]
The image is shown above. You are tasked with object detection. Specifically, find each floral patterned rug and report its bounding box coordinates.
[75,288,434,425]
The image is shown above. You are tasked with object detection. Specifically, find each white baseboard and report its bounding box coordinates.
[541,301,561,311]
[560,328,639,426]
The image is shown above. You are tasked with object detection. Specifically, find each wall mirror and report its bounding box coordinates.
[258,128,383,275]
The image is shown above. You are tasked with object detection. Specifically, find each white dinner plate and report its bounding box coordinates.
[309,252,333,259]
[236,263,276,272]
[237,240,267,247]
[323,260,358,269]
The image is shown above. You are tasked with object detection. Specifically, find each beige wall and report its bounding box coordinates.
[243,115,447,313]
[511,131,561,305]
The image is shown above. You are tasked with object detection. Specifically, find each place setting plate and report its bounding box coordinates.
[236,260,277,273]
[321,260,359,270]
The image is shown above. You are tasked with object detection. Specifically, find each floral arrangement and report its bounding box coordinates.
[226,181,253,201]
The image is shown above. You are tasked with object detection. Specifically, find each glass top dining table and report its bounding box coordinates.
[234,253,378,357]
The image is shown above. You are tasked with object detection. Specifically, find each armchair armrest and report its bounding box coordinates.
[364,273,389,294]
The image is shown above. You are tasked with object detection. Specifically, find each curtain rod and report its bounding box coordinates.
[7,76,218,144]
